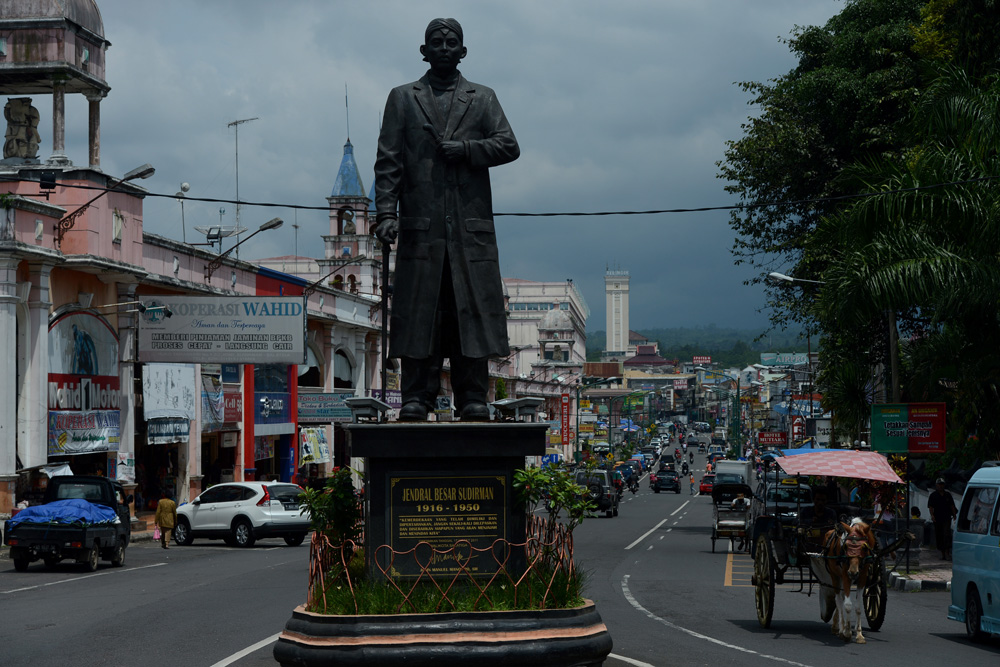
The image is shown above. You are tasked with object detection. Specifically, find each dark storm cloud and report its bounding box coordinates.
[40,0,842,329]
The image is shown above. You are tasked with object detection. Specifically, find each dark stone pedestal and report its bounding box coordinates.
[347,422,547,580]
[274,600,613,667]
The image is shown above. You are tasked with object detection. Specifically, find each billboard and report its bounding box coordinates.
[137,296,306,364]
[693,356,712,365]
[48,311,120,455]
[760,353,809,366]
[871,403,947,453]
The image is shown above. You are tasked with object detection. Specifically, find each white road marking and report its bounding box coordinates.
[670,500,690,516]
[1,562,167,594]
[621,575,813,667]
[209,632,281,667]
[609,653,657,667]
[625,518,669,550]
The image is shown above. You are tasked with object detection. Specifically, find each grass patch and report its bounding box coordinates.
[308,552,585,615]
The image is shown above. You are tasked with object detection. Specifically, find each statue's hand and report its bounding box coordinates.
[375,218,399,245]
[437,140,465,163]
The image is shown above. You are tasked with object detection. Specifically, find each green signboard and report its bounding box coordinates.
[870,403,946,454]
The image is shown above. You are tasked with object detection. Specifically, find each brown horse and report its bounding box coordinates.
[818,518,877,643]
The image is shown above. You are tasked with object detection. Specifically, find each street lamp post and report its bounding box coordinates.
[56,163,156,247]
[204,217,283,282]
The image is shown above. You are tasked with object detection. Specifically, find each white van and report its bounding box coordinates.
[947,463,1000,641]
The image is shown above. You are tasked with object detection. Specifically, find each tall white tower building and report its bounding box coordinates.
[605,268,630,355]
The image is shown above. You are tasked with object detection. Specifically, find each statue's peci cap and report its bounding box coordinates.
[425,18,463,43]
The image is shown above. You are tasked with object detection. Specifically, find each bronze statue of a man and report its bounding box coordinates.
[374,18,519,421]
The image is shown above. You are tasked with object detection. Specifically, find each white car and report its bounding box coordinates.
[173,482,311,548]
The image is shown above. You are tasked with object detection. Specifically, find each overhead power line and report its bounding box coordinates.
[3,175,997,219]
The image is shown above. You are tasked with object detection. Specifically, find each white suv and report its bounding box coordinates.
[173,482,311,548]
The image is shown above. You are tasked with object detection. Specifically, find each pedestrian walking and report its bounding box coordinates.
[927,477,957,560]
[154,490,177,550]
[689,474,695,495]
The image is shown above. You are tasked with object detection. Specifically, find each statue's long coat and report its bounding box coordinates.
[375,73,519,360]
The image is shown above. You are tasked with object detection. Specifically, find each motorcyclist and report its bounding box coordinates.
[681,461,690,476]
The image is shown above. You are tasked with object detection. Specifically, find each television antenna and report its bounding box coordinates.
[227,116,258,258]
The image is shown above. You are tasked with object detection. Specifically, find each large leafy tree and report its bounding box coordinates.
[811,62,1000,459]
[718,0,924,331]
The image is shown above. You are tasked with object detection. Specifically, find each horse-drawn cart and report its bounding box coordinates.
[750,450,906,643]
[711,482,751,553]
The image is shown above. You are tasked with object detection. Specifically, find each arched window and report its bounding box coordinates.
[297,342,323,387]
[337,208,356,235]
[334,350,353,389]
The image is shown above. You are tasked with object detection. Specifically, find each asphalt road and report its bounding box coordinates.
[2,437,998,666]
[0,538,308,666]
[576,437,1000,667]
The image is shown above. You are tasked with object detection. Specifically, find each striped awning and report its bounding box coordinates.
[775,450,902,484]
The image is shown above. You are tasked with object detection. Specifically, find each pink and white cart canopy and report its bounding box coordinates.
[776,450,903,484]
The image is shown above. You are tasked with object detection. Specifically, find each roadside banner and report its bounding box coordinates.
[870,403,946,453]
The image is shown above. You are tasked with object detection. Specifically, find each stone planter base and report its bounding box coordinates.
[273,599,613,666]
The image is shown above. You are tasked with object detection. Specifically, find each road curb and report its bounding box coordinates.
[889,570,950,592]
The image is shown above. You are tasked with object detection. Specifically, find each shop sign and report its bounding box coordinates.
[255,391,291,423]
[580,423,595,434]
[693,356,712,365]
[579,399,591,410]
[137,296,306,364]
[561,394,570,447]
[221,364,241,383]
[298,391,356,423]
[48,374,120,411]
[757,431,788,446]
[224,390,242,422]
[48,410,120,455]
[147,417,191,445]
[370,389,403,409]
[221,432,238,448]
[792,416,806,441]
[870,402,946,453]
[300,427,331,465]
[673,378,688,389]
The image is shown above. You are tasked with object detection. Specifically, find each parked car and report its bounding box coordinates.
[4,476,131,572]
[174,482,311,548]
[650,470,681,494]
[699,473,716,495]
[575,470,620,518]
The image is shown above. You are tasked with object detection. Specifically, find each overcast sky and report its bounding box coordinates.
[50,0,843,331]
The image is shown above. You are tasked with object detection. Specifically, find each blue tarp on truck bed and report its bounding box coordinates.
[7,499,119,528]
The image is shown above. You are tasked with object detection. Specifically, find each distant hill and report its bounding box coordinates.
[585,326,811,367]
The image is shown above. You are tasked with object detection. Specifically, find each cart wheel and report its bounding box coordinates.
[864,560,887,631]
[754,535,775,628]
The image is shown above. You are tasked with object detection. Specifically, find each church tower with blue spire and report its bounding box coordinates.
[320,138,392,296]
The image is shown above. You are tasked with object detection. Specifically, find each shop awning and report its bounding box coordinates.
[775,450,902,484]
